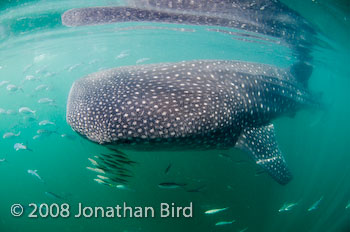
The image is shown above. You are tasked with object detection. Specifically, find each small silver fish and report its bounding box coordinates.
[60,134,76,140]
[32,135,41,140]
[136,58,150,64]
[3,132,21,139]
[205,207,229,215]
[87,167,105,174]
[94,178,108,185]
[278,202,298,212]
[0,108,6,114]
[45,191,64,200]
[67,63,82,72]
[35,84,49,91]
[215,220,235,226]
[6,84,20,92]
[308,196,323,211]
[28,169,44,182]
[0,158,7,164]
[158,182,187,189]
[0,80,9,87]
[19,107,36,115]
[38,120,55,126]
[14,143,32,151]
[97,175,109,180]
[346,201,350,209]
[24,75,39,81]
[116,51,129,59]
[116,184,134,191]
[88,158,98,166]
[38,98,54,104]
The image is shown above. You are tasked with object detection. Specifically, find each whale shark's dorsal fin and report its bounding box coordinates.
[236,124,292,185]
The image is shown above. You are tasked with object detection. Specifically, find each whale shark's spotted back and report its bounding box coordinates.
[67,60,315,185]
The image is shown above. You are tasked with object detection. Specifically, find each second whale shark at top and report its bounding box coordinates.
[61,0,318,64]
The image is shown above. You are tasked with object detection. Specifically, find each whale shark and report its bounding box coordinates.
[66,60,318,185]
[61,0,317,65]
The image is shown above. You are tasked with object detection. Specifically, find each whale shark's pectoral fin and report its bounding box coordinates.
[236,124,292,185]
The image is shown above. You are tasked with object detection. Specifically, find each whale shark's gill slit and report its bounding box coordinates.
[87,149,136,187]
[236,123,292,185]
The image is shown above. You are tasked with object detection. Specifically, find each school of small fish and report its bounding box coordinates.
[0,61,83,209]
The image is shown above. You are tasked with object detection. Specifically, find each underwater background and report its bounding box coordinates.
[0,0,349,231]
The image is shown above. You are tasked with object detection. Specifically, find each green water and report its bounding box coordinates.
[0,1,349,232]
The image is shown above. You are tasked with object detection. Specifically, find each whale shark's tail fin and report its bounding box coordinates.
[290,62,313,88]
[236,123,292,185]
